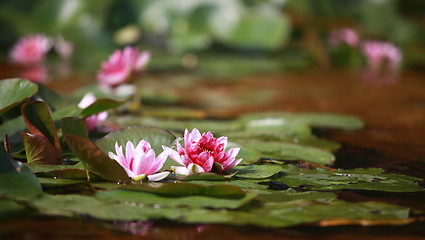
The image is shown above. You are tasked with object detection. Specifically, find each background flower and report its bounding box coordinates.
[10,34,52,65]
[97,46,150,88]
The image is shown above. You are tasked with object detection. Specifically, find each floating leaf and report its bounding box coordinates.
[228,142,261,165]
[239,112,364,131]
[0,147,42,199]
[277,166,425,192]
[0,78,38,116]
[21,132,57,164]
[232,165,282,179]
[96,190,257,209]
[121,182,246,198]
[63,134,129,183]
[242,141,335,165]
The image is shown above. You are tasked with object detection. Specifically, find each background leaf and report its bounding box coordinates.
[0,78,38,116]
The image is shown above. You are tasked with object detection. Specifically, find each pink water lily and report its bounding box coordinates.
[329,28,359,48]
[97,46,150,88]
[78,93,108,131]
[163,128,243,175]
[109,140,169,181]
[362,40,402,71]
[10,34,52,65]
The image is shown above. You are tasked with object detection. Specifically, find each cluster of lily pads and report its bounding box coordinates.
[0,78,424,228]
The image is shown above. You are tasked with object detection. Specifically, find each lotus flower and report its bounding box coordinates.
[10,34,52,65]
[163,128,242,175]
[329,28,359,48]
[109,140,170,181]
[97,46,150,88]
[78,93,108,131]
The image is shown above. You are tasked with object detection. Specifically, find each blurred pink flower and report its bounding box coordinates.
[362,40,402,71]
[109,140,169,181]
[20,64,48,84]
[163,128,242,175]
[360,41,402,85]
[54,36,73,59]
[78,93,108,131]
[10,34,52,65]
[97,46,150,88]
[329,28,359,48]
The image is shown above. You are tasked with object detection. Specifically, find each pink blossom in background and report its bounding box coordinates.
[78,93,108,131]
[54,36,73,59]
[361,40,402,71]
[108,140,169,181]
[329,28,359,48]
[97,46,151,88]
[163,128,243,175]
[361,41,402,85]
[10,34,52,65]
[20,64,48,83]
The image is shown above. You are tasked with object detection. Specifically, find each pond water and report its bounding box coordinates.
[1,65,424,239]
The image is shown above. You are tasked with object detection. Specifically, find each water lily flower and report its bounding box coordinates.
[360,40,402,85]
[10,34,52,65]
[109,140,170,181]
[361,40,402,71]
[329,28,359,48]
[54,35,73,59]
[78,93,108,131]
[163,128,242,175]
[97,46,150,88]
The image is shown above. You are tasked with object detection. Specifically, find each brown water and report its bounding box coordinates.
[1,66,425,239]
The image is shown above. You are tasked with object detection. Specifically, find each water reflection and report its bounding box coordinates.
[114,221,209,239]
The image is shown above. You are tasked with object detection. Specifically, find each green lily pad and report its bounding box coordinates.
[277,166,425,192]
[96,190,257,209]
[232,165,282,179]
[121,182,246,198]
[239,112,364,131]
[0,147,42,200]
[242,141,335,165]
[0,78,38,116]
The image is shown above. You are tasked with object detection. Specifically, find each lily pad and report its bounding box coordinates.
[232,165,282,179]
[239,112,364,130]
[96,190,257,209]
[0,78,38,116]
[242,140,335,165]
[277,166,425,192]
[80,97,129,117]
[0,147,42,200]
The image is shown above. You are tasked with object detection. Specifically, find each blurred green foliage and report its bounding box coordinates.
[0,0,423,70]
